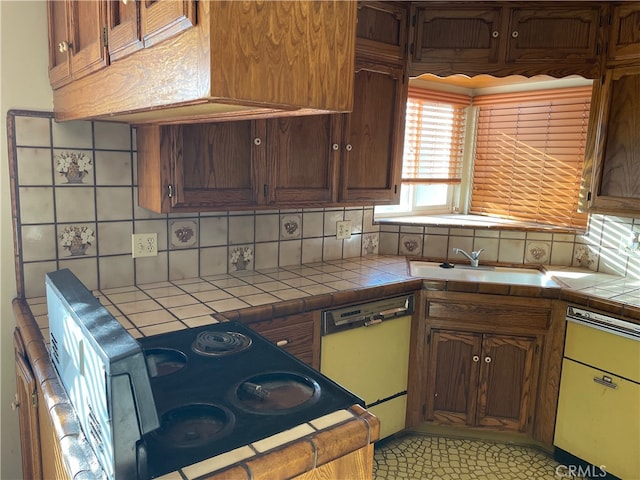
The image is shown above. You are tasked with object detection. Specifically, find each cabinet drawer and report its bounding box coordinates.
[426,298,551,330]
[248,315,317,367]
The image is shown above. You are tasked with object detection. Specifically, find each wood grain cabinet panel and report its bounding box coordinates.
[421,292,559,438]
[265,115,341,205]
[607,3,640,65]
[585,64,640,215]
[50,1,357,123]
[339,61,406,204]
[137,121,265,212]
[14,329,42,480]
[48,0,108,89]
[410,2,605,79]
[107,0,143,62]
[246,312,321,370]
[356,1,409,63]
[427,329,538,432]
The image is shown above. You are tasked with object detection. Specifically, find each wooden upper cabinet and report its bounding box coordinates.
[48,0,108,88]
[140,0,196,48]
[265,115,340,206]
[356,1,409,63]
[137,122,265,212]
[51,1,357,123]
[607,3,640,65]
[107,0,142,62]
[107,0,196,63]
[505,6,603,66]
[410,2,605,79]
[584,64,640,215]
[412,6,503,65]
[340,61,407,204]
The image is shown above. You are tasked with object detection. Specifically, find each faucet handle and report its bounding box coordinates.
[472,248,485,258]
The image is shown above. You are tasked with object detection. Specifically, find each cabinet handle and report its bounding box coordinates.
[511,31,519,38]
[492,31,499,38]
[332,143,339,151]
[472,355,480,362]
[58,41,70,53]
[345,144,353,152]
[253,137,262,146]
[10,394,19,411]
[484,356,492,363]
[593,376,617,389]
[276,339,290,347]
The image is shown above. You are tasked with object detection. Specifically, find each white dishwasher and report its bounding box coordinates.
[320,294,414,440]
[555,306,640,480]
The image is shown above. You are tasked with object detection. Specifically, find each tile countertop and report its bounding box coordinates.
[25,255,640,340]
[15,255,640,480]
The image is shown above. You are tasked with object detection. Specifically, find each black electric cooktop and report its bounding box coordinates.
[138,321,363,478]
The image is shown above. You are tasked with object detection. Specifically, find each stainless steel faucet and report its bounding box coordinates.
[452,248,485,267]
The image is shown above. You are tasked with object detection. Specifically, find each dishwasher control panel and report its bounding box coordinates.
[322,294,415,335]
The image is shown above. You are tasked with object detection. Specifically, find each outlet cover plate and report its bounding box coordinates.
[132,233,158,258]
[336,220,352,240]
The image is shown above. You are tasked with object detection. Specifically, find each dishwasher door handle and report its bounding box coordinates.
[593,376,617,389]
[364,318,383,327]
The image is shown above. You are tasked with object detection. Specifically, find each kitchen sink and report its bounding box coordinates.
[408,261,560,288]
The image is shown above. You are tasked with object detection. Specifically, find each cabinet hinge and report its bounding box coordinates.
[422,404,427,416]
[394,184,398,194]
[596,44,600,55]
[412,14,417,27]
[31,392,37,408]
[167,184,173,198]
[426,333,430,345]
[263,184,268,197]
[535,344,540,354]
[102,27,108,48]
[527,415,532,426]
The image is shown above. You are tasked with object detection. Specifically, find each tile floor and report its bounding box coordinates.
[373,433,584,480]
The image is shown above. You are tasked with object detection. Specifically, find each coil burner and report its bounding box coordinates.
[192,330,252,356]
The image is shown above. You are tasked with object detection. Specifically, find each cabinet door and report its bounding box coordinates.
[587,64,640,214]
[68,1,109,81]
[356,1,408,63]
[340,61,406,204]
[172,121,265,209]
[265,115,340,205]
[107,0,143,62]
[48,0,72,88]
[427,330,481,426]
[505,6,603,69]
[140,0,197,48]
[607,3,640,65]
[476,334,537,432]
[14,330,42,480]
[411,5,502,68]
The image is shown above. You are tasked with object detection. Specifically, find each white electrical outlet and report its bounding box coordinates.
[132,233,158,258]
[336,220,352,240]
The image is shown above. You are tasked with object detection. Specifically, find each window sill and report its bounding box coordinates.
[374,214,586,235]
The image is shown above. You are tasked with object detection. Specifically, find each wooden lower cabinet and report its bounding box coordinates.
[292,444,374,480]
[246,311,321,370]
[428,329,538,432]
[418,291,565,441]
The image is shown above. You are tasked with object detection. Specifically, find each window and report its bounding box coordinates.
[471,88,590,229]
[377,88,470,215]
[376,83,591,230]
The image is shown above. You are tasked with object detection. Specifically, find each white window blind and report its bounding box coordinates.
[471,86,591,230]
[402,88,471,185]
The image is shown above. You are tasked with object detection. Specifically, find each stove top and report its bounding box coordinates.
[138,321,363,478]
